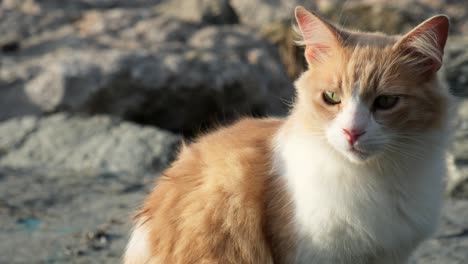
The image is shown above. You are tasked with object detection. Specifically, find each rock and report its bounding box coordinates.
[323,3,424,34]
[230,0,316,28]
[445,37,468,97]
[260,22,307,80]
[0,7,293,134]
[448,100,468,199]
[0,114,180,174]
[0,167,139,263]
[410,199,468,264]
[0,114,180,263]
[156,0,239,25]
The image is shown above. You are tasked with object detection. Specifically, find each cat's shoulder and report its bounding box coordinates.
[195,117,284,149]
[163,118,284,186]
[127,118,283,263]
[174,117,282,159]
[200,117,283,140]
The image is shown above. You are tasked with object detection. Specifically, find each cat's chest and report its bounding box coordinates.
[273,132,445,263]
[290,164,397,233]
[276,144,421,261]
[283,163,410,263]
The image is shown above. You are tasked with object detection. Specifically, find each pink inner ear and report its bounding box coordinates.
[398,15,449,74]
[305,44,331,62]
[408,17,449,51]
[296,8,313,29]
[295,7,339,64]
[424,17,449,50]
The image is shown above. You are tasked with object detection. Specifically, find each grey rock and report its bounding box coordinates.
[0,8,293,134]
[237,0,429,30]
[445,37,468,97]
[0,114,180,263]
[0,114,180,175]
[0,167,141,263]
[411,199,468,264]
[156,0,238,25]
[230,0,316,27]
[449,100,468,199]
[0,116,37,156]
[0,2,78,49]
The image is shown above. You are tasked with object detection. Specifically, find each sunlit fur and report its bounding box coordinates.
[124,6,453,264]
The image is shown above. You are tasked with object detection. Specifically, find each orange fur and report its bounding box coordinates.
[126,119,290,264]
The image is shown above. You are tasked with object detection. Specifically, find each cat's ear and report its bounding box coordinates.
[295,6,343,64]
[394,15,449,75]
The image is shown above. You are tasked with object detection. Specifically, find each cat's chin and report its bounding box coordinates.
[340,148,373,164]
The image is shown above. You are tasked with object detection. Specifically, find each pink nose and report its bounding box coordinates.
[343,128,366,145]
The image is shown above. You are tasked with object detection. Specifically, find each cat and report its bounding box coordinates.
[124,6,453,264]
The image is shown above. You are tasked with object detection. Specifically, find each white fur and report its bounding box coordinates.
[274,119,448,263]
[326,84,387,163]
[124,222,155,264]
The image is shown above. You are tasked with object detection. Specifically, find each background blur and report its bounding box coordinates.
[0,0,467,263]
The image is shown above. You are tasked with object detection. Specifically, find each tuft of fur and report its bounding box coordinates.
[124,7,453,264]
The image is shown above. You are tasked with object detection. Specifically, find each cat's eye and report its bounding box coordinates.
[323,91,341,105]
[374,95,399,110]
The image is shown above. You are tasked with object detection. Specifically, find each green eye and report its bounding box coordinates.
[374,95,399,110]
[323,91,341,105]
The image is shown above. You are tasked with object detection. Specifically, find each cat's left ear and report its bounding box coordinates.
[295,6,344,65]
[394,15,450,75]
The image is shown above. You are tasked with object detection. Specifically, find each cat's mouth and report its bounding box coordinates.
[345,146,371,162]
[350,146,366,155]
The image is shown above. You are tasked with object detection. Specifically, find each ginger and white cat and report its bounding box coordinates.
[124,6,453,264]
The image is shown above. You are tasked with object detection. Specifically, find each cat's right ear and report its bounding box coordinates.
[393,15,449,76]
[295,6,343,65]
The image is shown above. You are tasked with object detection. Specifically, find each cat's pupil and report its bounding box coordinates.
[374,95,399,110]
[323,91,341,105]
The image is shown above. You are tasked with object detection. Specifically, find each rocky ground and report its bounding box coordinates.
[0,0,467,263]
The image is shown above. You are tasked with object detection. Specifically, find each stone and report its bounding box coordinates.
[156,0,239,25]
[448,100,468,199]
[410,199,468,264]
[445,37,468,97]
[0,114,181,263]
[230,0,317,28]
[0,7,293,134]
[0,114,180,174]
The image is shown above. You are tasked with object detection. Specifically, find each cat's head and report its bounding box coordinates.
[292,6,451,163]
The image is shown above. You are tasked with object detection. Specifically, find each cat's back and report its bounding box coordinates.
[124,118,283,264]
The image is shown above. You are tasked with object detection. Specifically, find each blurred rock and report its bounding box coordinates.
[0,114,180,174]
[230,0,316,27]
[445,37,468,97]
[0,8,293,134]
[0,166,142,263]
[156,0,238,25]
[323,3,423,34]
[410,199,468,264]
[260,22,306,80]
[449,100,468,199]
[0,113,180,263]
